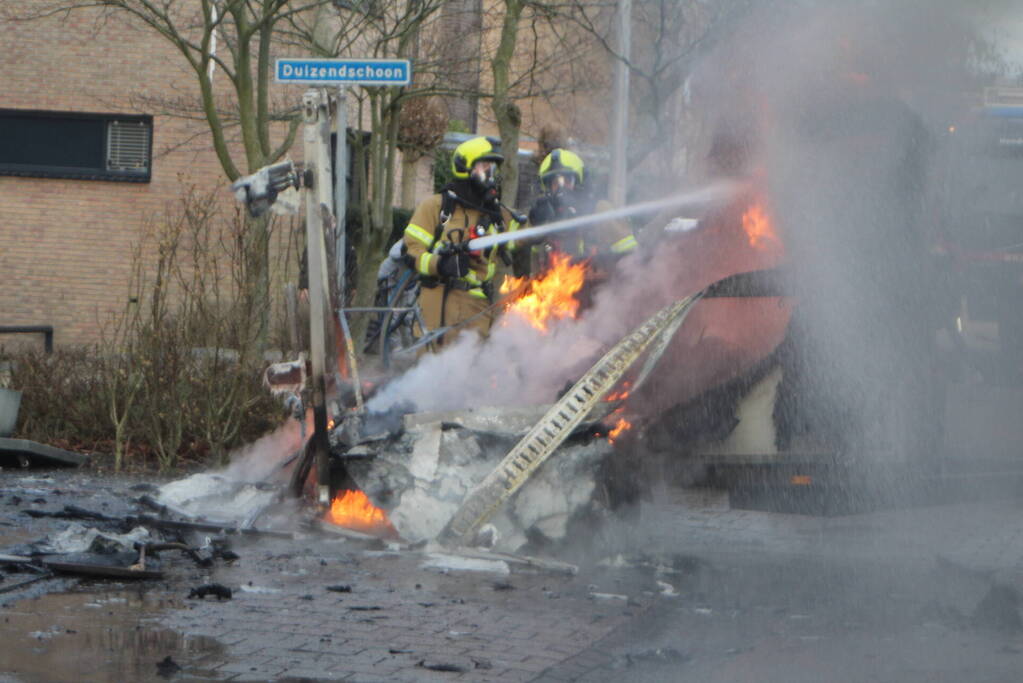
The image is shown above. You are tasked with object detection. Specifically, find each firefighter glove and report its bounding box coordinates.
[438,249,471,279]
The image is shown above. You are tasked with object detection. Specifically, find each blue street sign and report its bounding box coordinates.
[275,58,411,86]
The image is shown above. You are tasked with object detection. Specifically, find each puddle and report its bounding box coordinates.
[0,587,224,682]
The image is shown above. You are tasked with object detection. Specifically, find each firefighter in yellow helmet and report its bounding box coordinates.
[527,149,637,296]
[403,136,525,349]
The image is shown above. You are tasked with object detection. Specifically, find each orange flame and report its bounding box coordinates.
[501,252,587,332]
[605,384,631,403]
[325,490,398,538]
[608,417,632,444]
[741,203,781,252]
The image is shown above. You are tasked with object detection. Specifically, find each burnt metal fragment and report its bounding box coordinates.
[0,437,89,468]
[23,505,120,522]
[0,572,54,594]
[125,514,293,539]
[188,583,233,600]
[44,559,163,580]
[155,655,181,678]
[419,657,472,673]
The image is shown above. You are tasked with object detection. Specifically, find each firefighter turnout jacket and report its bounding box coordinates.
[403,189,524,347]
[403,192,523,301]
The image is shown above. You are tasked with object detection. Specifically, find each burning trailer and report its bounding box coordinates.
[268,252,710,553]
[224,71,1000,555]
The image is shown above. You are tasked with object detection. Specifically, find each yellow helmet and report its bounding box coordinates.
[451,136,505,179]
[539,148,584,190]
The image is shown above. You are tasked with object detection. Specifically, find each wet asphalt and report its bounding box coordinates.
[1,468,1022,682]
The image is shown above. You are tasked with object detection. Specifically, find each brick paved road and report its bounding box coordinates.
[165,537,654,682]
[5,471,1023,682]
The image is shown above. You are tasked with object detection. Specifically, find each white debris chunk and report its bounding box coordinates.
[657,580,680,597]
[590,592,629,601]
[44,523,150,554]
[420,552,511,575]
[348,406,613,552]
[156,473,277,523]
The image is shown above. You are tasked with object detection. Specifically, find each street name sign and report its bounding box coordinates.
[275,58,411,86]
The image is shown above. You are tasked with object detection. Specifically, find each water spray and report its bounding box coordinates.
[466,180,742,251]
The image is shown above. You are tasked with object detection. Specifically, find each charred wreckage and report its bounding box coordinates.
[6,81,1014,588]
[233,80,987,556]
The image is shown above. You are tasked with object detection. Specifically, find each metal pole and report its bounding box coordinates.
[334,86,348,307]
[303,89,334,507]
[609,0,632,208]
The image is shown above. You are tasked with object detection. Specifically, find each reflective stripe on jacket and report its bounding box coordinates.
[403,193,524,286]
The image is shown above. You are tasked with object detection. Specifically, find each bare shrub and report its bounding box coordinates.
[5,189,286,472]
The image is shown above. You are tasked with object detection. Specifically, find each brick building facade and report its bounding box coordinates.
[0,2,614,350]
[0,5,248,348]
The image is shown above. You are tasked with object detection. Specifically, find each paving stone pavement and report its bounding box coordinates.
[535,490,1023,682]
[6,471,1023,681]
[164,535,656,682]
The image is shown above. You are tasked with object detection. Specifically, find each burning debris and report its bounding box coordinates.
[311,293,702,555]
[500,252,588,332]
[90,181,761,566]
[340,405,614,551]
[324,489,397,538]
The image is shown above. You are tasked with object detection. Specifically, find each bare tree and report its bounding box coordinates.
[1,0,340,350]
[397,100,447,209]
[489,0,527,204]
[545,0,755,182]
[479,0,609,204]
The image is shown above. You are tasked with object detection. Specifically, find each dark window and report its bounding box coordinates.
[0,109,152,182]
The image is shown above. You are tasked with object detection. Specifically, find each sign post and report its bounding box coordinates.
[276,57,412,310]
[335,87,347,307]
[275,58,411,87]
[302,89,334,507]
[280,59,412,506]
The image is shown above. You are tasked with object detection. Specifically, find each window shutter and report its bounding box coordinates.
[107,120,150,172]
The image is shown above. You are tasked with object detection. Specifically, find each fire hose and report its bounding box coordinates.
[465,180,739,252]
[437,291,703,547]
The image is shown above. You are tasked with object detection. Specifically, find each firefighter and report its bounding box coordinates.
[403,136,525,349]
[527,149,637,309]
[528,148,637,271]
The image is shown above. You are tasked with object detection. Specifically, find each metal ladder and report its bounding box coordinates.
[438,293,702,546]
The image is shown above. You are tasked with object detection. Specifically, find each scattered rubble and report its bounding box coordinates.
[188,583,233,601]
[0,438,89,468]
[325,584,352,593]
[0,478,287,594]
[344,404,613,553]
[420,552,511,575]
[41,522,149,555]
[418,656,475,673]
[155,655,182,678]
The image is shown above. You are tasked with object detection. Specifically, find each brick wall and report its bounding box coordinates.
[0,3,297,349]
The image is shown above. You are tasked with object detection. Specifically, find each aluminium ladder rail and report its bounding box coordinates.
[437,293,703,546]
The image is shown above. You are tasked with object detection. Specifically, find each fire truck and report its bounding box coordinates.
[934,86,1023,383]
[635,86,1023,515]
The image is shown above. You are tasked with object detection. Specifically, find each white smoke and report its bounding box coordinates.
[219,415,310,483]
[366,231,704,417]
[371,1,1007,452]
[155,416,310,523]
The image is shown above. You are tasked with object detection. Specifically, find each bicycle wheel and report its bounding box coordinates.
[379,271,421,368]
